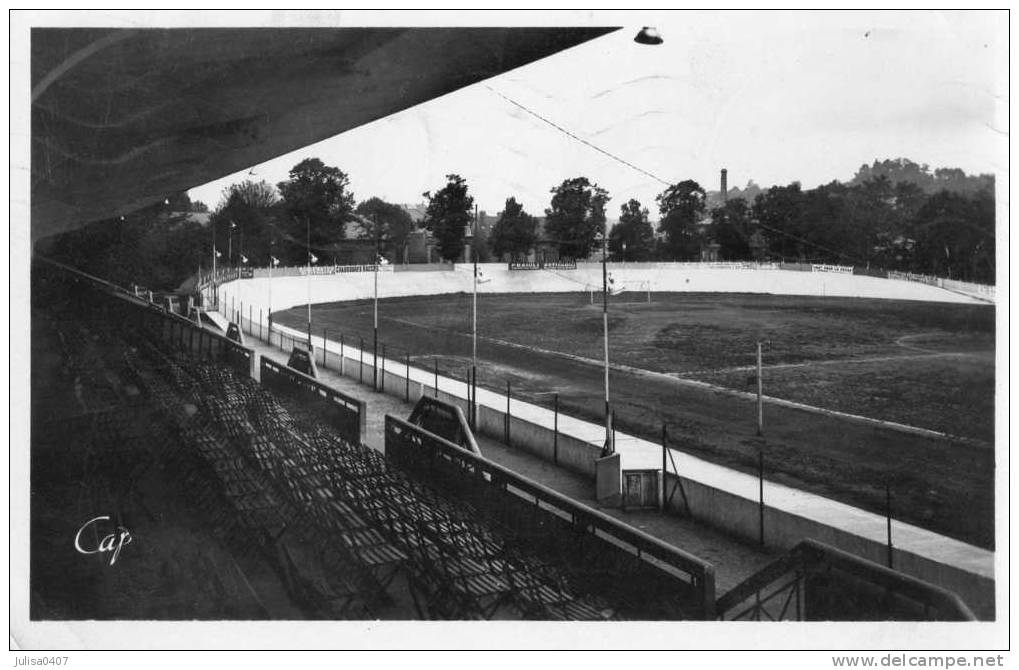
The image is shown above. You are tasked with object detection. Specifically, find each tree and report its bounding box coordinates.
[165,190,193,212]
[544,177,609,258]
[656,180,706,260]
[608,199,654,261]
[47,202,209,291]
[354,197,416,262]
[220,179,279,210]
[752,183,806,260]
[210,180,283,265]
[708,198,753,260]
[912,188,994,282]
[489,197,538,261]
[851,158,994,195]
[277,158,355,253]
[422,174,474,262]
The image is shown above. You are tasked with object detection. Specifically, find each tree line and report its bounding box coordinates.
[42,156,995,290]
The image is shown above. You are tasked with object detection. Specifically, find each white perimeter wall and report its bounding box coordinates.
[216,264,985,316]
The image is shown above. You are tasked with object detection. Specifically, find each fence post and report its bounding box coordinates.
[466,366,472,428]
[612,413,616,452]
[758,450,765,547]
[886,482,894,569]
[340,334,345,376]
[381,343,386,393]
[505,380,511,445]
[322,328,328,368]
[434,358,438,398]
[405,352,410,402]
[662,423,668,510]
[359,336,365,384]
[553,392,559,466]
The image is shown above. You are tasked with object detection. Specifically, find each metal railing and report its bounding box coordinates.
[716,539,976,621]
[260,356,366,445]
[385,414,717,619]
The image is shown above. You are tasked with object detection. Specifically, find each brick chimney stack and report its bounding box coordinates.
[721,168,728,203]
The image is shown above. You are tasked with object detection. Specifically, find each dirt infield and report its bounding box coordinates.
[276,292,995,549]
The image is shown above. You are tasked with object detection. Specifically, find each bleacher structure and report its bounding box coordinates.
[29,257,980,622]
[32,258,717,620]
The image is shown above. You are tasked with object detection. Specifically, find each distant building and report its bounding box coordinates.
[700,241,721,262]
[401,203,481,264]
[748,229,767,261]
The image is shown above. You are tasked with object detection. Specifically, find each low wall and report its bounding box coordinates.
[662,471,995,620]
[236,314,609,482]
[233,309,994,619]
[213,262,986,319]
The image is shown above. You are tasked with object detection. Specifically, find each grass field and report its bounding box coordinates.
[276,291,996,548]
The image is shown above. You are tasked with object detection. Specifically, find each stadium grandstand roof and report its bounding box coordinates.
[30,26,618,242]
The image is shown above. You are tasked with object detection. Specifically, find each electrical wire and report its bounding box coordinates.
[486,85,898,267]
[485,85,672,188]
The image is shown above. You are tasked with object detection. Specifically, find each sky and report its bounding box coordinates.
[187,11,1008,221]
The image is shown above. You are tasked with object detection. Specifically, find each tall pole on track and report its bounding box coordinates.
[471,205,479,429]
[211,220,217,310]
[306,216,312,349]
[597,227,613,456]
[374,223,380,391]
[757,340,764,436]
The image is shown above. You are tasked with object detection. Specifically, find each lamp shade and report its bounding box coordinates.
[634,27,663,45]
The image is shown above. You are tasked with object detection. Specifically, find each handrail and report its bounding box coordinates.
[716,538,976,621]
[261,355,366,444]
[385,414,716,617]
[407,396,482,456]
[34,255,138,299]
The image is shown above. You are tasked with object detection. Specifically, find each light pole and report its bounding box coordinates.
[373,235,380,391]
[210,220,217,309]
[595,228,614,456]
[471,206,479,428]
[756,340,766,436]
[228,220,235,267]
[305,216,315,349]
[268,251,275,332]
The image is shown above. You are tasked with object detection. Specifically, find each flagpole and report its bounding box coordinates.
[373,224,380,391]
[600,227,613,455]
[306,216,312,349]
[472,205,478,428]
[211,220,217,310]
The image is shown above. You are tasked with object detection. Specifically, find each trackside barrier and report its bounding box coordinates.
[811,264,853,274]
[385,414,717,619]
[260,357,365,445]
[716,539,976,621]
[942,278,996,302]
[659,466,994,619]
[235,319,604,479]
[250,264,396,278]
